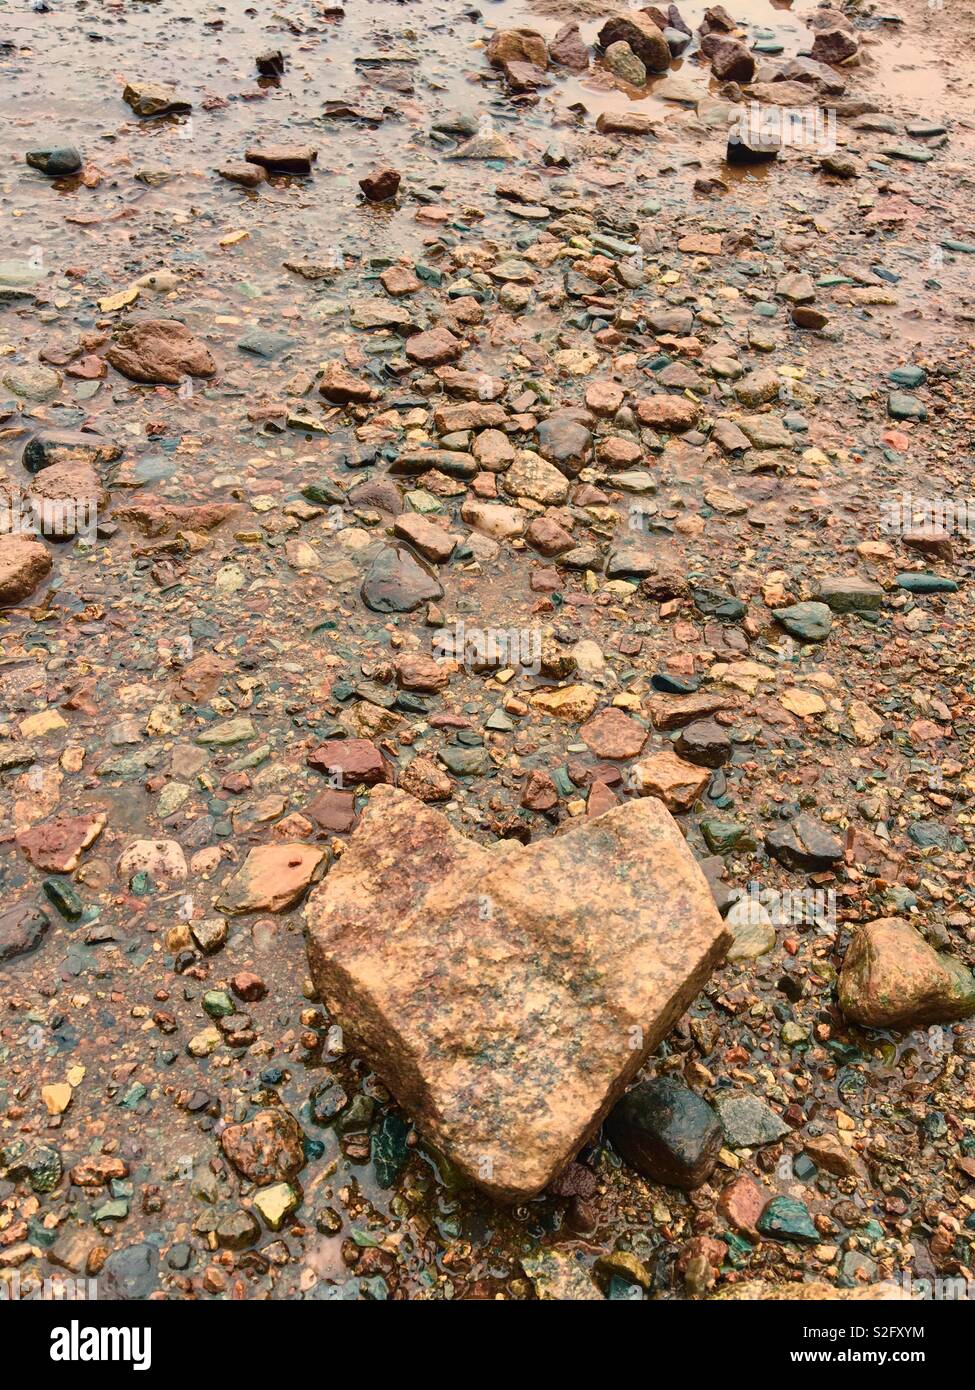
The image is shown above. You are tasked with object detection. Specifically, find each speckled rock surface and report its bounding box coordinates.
[305,786,730,1201]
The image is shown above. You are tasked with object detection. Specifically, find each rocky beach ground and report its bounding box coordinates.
[1,0,974,1305]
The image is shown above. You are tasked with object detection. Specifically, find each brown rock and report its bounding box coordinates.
[631,750,709,812]
[838,917,975,1029]
[304,786,730,1200]
[596,111,656,136]
[0,534,52,607]
[716,1281,910,1302]
[587,780,618,817]
[308,738,387,786]
[636,396,700,431]
[107,319,216,385]
[380,265,421,297]
[398,754,453,802]
[471,429,515,472]
[0,900,51,964]
[549,22,590,71]
[25,461,107,538]
[525,515,574,556]
[585,381,624,416]
[69,1156,130,1187]
[305,789,357,833]
[521,768,559,811]
[220,1108,305,1185]
[395,654,450,692]
[648,692,737,730]
[17,812,106,873]
[392,514,456,564]
[502,59,551,92]
[902,526,953,562]
[811,27,859,65]
[318,361,381,404]
[700,33,755,82]
[115,499,236,537]
[717,1173,767,1239]
[579,707,647,760]
[597,436,642,469]
[245,144,317,174]
[597,13,671,73]
[434,402,507,433]
[122,80,191,117]
[405,327,464,366]
[804,1133,857,1177]
[486,27,548,70]
[358,167,401,201]
[215,844,326,915]
[530,684,599,721]
[217,162,267,188]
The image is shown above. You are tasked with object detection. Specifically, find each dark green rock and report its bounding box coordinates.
[309,1079,349,1124]
[438,744,491,777]
[888,365,926,389]
[26,145,83,176]
[757,1195,818,1244]
[895,572,957,594]
[814,577,885,613]
[42,878,84,921]
[715,1093,789,1147]
[373,1112,410,1188]
[888,392,927,421]
[216,1208,261,1250]
[773,601,832,642]
[100,1243,159,1300]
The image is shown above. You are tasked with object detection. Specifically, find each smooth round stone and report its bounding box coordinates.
[26,145,83,176]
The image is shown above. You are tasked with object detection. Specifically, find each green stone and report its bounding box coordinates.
[757,1195,818,1244]
[773,601,832,642]
[895,572,957,594]
[42,878,84,921]
[203,990,235,1019]
[373,1112,410,1189]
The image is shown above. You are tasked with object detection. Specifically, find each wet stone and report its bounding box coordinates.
[606,1077,723,1190]
[765,813,843,871]
[0,901,51,964]
[361,544,444,613]
[305,787,730,1201]
[715,1093,789,1148]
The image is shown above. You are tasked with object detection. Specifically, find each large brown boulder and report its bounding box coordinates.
[107,319,216,385]
[597,13,671,74]
[838,917,975,1030]
[305,786,730,1202]
[0,534,52,607]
